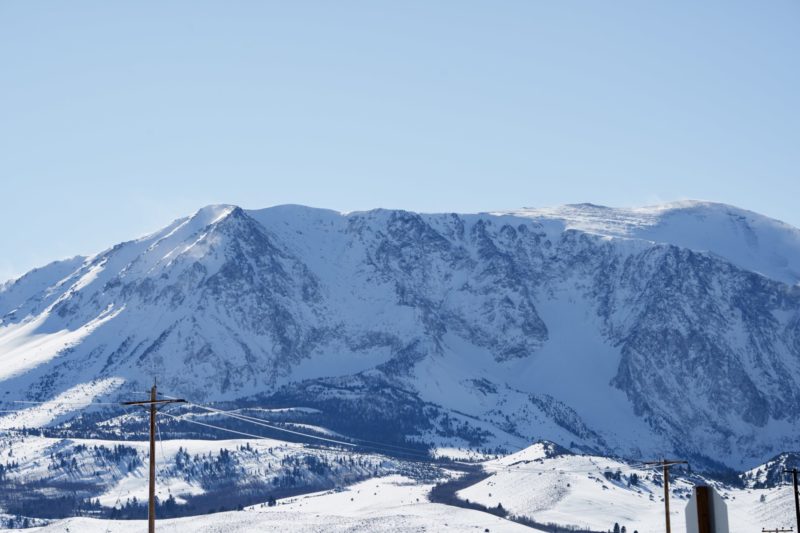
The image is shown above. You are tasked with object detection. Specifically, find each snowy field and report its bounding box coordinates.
[3,476,533,533]
[457,445,798,533]
[1,439,797,532]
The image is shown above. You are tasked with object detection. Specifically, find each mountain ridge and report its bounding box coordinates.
[1,201,798,470]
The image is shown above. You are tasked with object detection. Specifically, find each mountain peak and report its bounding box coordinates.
[191,204,240,225]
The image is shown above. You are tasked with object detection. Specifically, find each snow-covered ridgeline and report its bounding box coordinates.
[0,201,799,470]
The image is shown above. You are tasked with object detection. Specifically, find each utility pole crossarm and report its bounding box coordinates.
[762,528,793,533]
[121,399,186,406]
[643,460,689,467]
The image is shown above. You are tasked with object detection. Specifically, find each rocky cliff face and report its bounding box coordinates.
[1,201,799,469]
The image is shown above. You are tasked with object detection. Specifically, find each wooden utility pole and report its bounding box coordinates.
[785,468,800,533]
[645,459,688,533]
[122,384,185,533]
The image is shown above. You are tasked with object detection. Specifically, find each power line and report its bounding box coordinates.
[161,411,446,467]
[191,408,495,464]
[156,415,170,489]
[161,411,348,448]
[181,402,445,460]
[171,400,443,461]
[186,404,431,456]
[159,393,478,459]
[184,403,358,448]
[10,400,124,406]
[159,410,464,483]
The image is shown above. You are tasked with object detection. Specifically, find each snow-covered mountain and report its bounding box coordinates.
[2,201,799,470]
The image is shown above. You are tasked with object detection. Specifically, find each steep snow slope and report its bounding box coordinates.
[1,202,799,470]
[0,257,85,315]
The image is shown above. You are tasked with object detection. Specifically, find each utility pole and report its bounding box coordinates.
[785,468,800,533]
[122,384,185,533]
[762,528,793,533]
[645,459,688,533]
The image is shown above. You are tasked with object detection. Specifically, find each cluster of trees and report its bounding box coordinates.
[48,443,142,474]
[0,516,33,529]
[2,489,104,520]
[170,446,241,487]
[0,460,19,481]
[91,443,140,464]
[169,443,395,494]
[436,412,493,445]
[48,452,80,472]
[602,470,640,488]
[269,452,384,489]
[108,494,181,519]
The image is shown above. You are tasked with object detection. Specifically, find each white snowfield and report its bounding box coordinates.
[456,446,798,533]
[500,201,800,285]
[6,476,533,533]
[0,440,796,532]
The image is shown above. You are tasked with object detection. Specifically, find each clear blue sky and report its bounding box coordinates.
[1,1,798,281]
